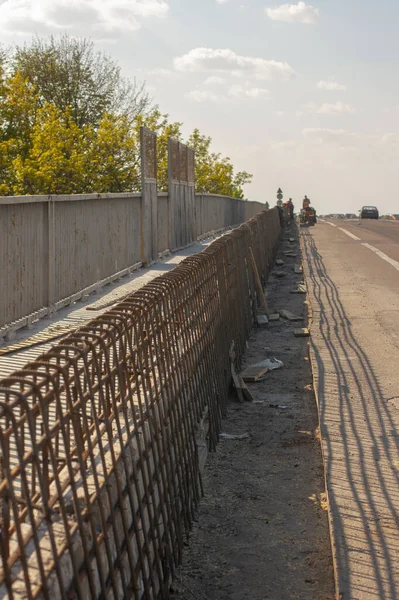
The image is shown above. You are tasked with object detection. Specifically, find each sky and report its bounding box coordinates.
[1,0,399,214]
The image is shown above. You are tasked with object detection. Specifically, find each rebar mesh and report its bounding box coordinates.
[0,208,281,599]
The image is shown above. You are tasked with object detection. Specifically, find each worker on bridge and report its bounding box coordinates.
[287,198,294,221]
[283,198,294,222]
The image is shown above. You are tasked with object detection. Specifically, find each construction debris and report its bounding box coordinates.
[230,341,250,402]
[279,309,303,322]
[268,313,280,321]
[294,328,310,338]
[256,358,284,371]
[234,374,253,402]
[294,265,303,274]
[220,432,250,441]
[231,364,245,402]
[239,379,254,402]
[291,284,306,294]
[240,364,270,382]
[257,315,269,327]
[249,247,269,315]
[240,358,283,382]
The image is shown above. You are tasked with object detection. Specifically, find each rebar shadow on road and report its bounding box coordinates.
[302,230,399,600]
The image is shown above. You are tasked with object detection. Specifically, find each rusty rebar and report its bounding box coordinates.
[0,208,281,599]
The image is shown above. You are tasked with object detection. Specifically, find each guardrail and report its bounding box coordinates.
[0,206,280,599]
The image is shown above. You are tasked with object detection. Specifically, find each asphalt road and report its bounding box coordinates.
[325,218,399,262]
[302,219,399,599]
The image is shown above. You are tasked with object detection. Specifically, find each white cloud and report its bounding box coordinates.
[303,129,399,150]
[187,83,269,102]
[186,90,222,103]
[146,67,178,78]
[318,102,354,114]
[300,102,354,115]
[265,2,318,24]
[317,79,346,91]
[228,84,269,99]
[174,48,295,80]
[203,76,226,85]
[378,133,399,146]
[303,127,348,138]
[0,0,169,34]
[270,139,297,149]
[302,128,361,148]
[216,0,230,3]
[383,105,399,113]
[233,144,262,158]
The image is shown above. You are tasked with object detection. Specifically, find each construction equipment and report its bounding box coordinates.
[299,196,317,226]
[300,206,317,226]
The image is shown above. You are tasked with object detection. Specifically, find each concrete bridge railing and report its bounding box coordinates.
[0,128,267,339]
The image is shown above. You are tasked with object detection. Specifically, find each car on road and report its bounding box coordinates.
[360,206,379,219]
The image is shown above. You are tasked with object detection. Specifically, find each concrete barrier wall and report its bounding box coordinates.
[157,193,169,254]
[195,194,267,237]
[1,191,269,336]
[243,199,269,221]
[0,194,143,335]
[53,195,142,301]
[0,198,48,328]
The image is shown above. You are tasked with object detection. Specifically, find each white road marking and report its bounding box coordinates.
[338,228,361,241]
[326,222,337,227]
[362,243,399,273]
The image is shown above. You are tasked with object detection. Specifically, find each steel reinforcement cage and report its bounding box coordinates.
[0,207,281,599]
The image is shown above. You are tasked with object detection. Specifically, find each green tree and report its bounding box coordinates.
[87,114,141,193]
[13,35,152,128]
[12,104,89,195]
[187,129,252,198]
[0,72,38,194]
[0,39,253,198]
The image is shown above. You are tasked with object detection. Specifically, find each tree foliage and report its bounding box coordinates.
[0,36,253,199]
[188,129,252,198]
[13,35,152,128]
[13,104,88,195]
